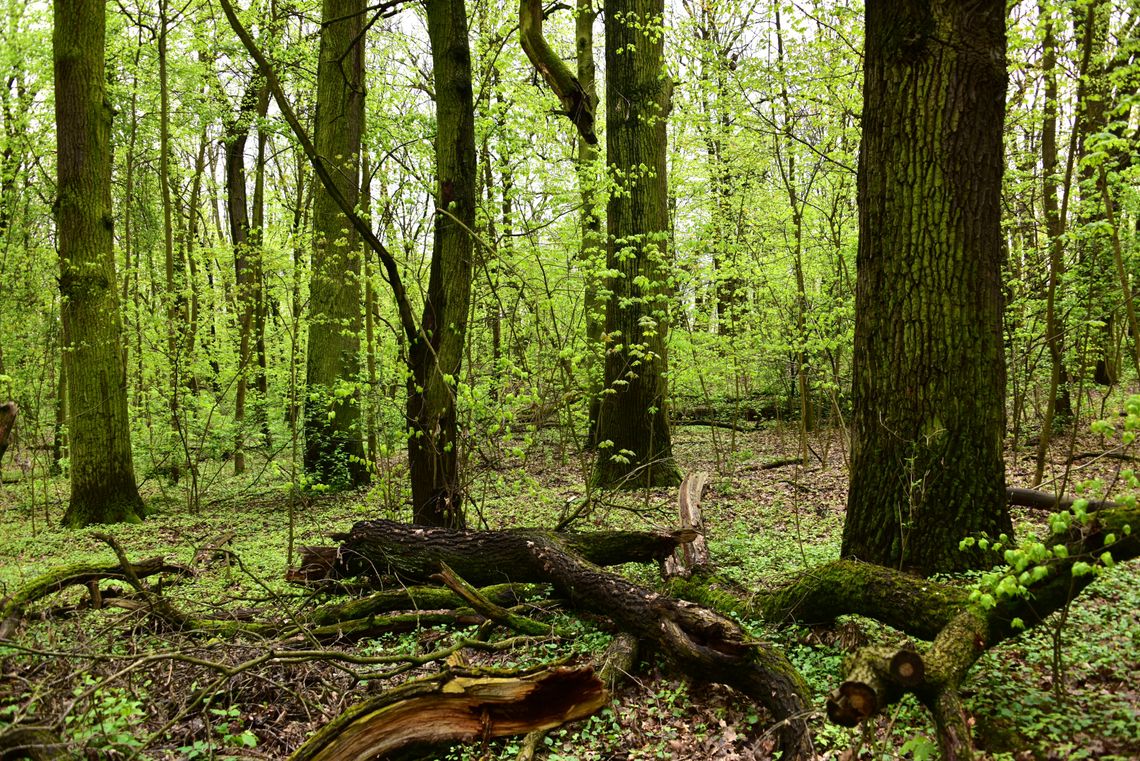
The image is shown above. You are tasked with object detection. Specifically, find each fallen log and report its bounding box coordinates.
[332,520,813,758]
[0,557,191,637]
[0,725,66,760]
[288,665,607,761]
[1006,486,1117,512]
[329,521,696,585]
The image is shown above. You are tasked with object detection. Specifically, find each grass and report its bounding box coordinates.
[1,426,1138,759]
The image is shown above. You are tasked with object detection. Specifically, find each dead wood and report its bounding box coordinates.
[332,520,813,758]
[324,520,695,585]
[287,665,607,761]
[434,563,551,636]
[664,471,710,577]
[0,726,66,761]
[0,557,191,637]
[1006,486,1117,512]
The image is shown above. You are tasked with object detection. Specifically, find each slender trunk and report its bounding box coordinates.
[409,0,477,526]
[55,0,145,526]
[591,0,680,488]
[304,0,369,488]
[158,0,184,482]
[226,79,259,475]
[576,0,605,446]
[362,151,379,461]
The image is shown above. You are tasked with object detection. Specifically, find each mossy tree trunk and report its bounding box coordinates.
[843,0,1011,574]
[591,0,680,488]
[408,0,476,527]
[54,0,146,528]
[304,0,370,489]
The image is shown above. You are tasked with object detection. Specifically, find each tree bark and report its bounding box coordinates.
[408,0,477,526]
[843,0,1011,573]
[54,0,146,528]
[305,0,370,488]
[591,0,681,488]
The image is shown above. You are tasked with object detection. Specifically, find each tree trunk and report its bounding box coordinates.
[408,0,477,526]
[843,0,1011,573]
[305,0,369,488]
[225,77,260,477]
[54,0,146,527]
[591,0,680,488]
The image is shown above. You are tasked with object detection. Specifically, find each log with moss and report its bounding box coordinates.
[0,557,191,637]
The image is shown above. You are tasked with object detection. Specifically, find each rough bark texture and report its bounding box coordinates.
[304,0,369,489]
[408,0,477,527]
[844,0,1011,573]
[224,77,262,476]
[591,0,680,488]
[54,0,146,528]
[332,520,695,585]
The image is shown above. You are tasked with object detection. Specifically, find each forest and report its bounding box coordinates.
[1,0,1139,758]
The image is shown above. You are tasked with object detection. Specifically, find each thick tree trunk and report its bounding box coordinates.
[54,0,146,527]
[591,0,680,488]
[304,0,369,489]
[408,0,477,526]
[843,0,1011,573]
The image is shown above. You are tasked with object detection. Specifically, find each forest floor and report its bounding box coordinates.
[1,422,1139,760]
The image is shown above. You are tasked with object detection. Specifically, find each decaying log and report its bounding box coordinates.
[1006,486,1116,512]
[327,520,695,585]
[826,646,924,726]
[288,665,607,761]
[0,726,66,760]
[332,520,813,757]
[303,582,545,629]
[434,563,551,636]
[664,472,710,578]
[0,557,191,637]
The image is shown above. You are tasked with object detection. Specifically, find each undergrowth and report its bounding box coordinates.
[1,428,1138,759]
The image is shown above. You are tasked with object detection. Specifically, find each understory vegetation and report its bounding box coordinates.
[2,421,1138,760]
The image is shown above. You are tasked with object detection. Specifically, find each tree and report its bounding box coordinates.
[54,0,146,527]
[590,0,681,488]
[407,0,477,526]
[842,0,1011,574]
[304,0,370,488]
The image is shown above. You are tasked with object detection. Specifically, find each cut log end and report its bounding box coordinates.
[890,649,925,687]
[827,682,878,727]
